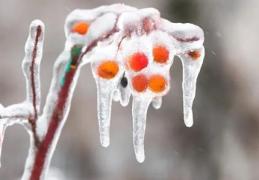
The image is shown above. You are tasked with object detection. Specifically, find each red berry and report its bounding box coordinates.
[97,61,119,79]
[149,75,167,93]
[128,53,148,72]
[132,74,148,92]
[153,46,169,63]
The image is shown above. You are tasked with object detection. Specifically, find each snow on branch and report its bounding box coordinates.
[0,4,204,179]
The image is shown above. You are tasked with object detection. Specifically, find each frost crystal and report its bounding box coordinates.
[0,4,204,179]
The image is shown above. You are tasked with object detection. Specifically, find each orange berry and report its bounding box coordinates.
[128,53,148,72]
[149,75,166,93]
[97,61,119,79]
[153,46,169,63]
[187,50,201,60]
[71,22,89,35]
[132,74,148,92]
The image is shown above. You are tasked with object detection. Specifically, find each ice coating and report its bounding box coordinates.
[28,45,84,180]
[36,48,73,138]
[0,4,205,178]
[23,20,44,116]
[64,4,205,162]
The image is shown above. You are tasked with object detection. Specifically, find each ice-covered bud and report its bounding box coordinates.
[97,61,119,79]
[127,53,149,72]
[152,45,170,64]
[71,22,90,35]
[132,74,148,93]
[148,74,167,93]
[186,50,201,61]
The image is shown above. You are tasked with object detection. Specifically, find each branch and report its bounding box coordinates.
[0,20,44,168]
[22,20,44,120]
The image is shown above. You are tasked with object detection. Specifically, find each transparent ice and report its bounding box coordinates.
[0,4,205,178]
[65,4,204,162]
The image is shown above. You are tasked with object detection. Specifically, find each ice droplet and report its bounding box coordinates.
[112,89,120,102]
[132,96,152,163]
[152,97,162,109]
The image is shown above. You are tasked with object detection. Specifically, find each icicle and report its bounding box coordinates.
[96,79,117,147]
[178,46,205,127]
[90,44,121,147]
[152,97,162,109]
[132,96,152,163]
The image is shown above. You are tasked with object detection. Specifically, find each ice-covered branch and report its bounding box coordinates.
[24,45,83,180]
[0,103,32,122]
[0,3,205,179]
[23,20,44,120]
[0,20,44,167]
[0,20,44,124]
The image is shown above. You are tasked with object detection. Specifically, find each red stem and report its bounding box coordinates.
[29,26,42,146]
[172,35,200,42]
[30,26,41,120]
[29,62,78,180]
